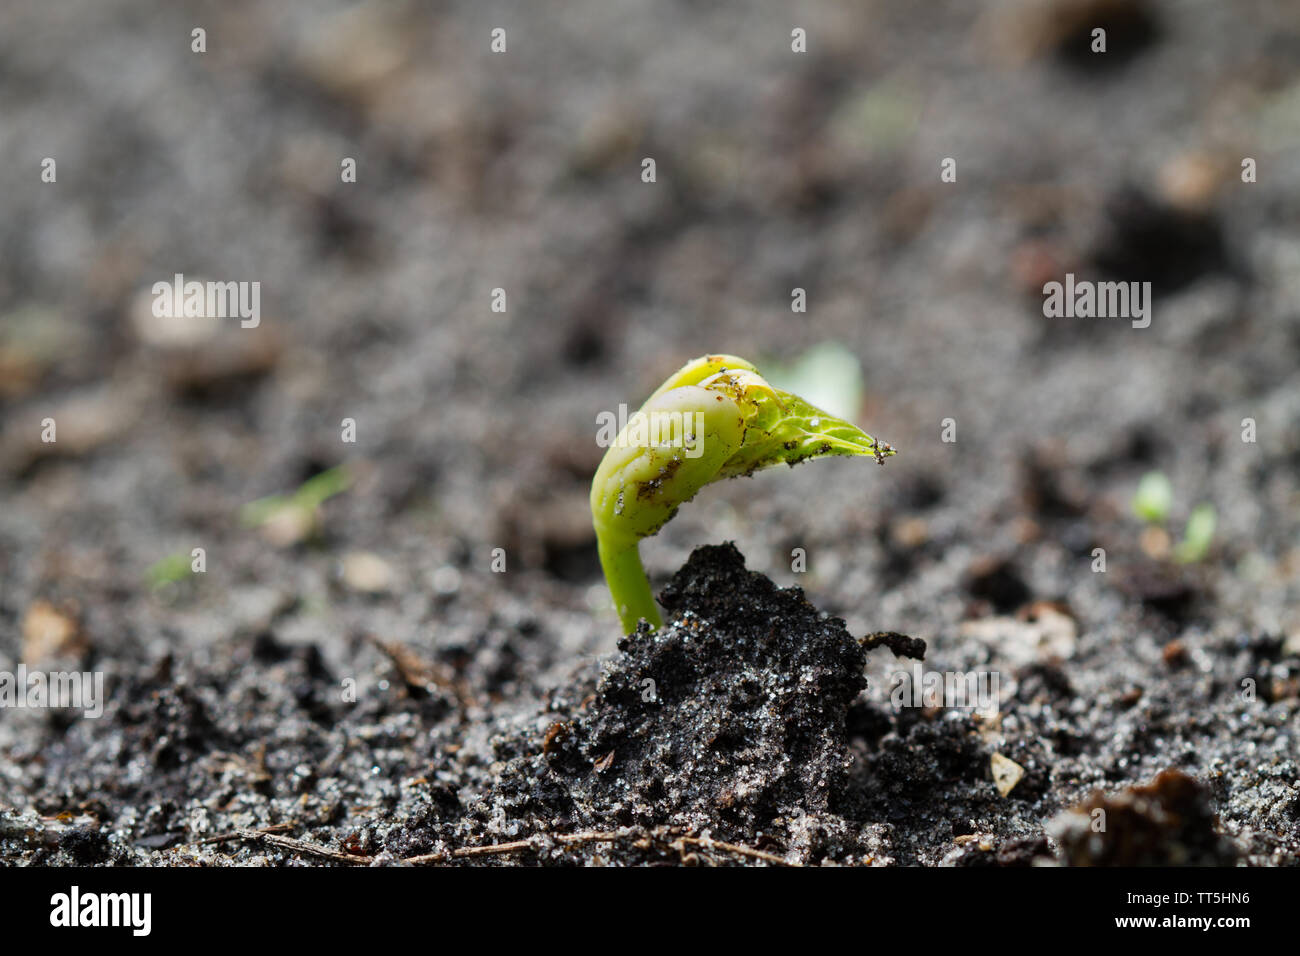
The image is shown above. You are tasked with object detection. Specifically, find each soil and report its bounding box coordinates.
[1,0,1298,866]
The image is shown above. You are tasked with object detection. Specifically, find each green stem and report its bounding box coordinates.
[599,537,662,633]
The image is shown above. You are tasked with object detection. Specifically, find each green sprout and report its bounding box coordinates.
[1173,503,1216,564]
[1132,471,1173,524]
[240,464,353,544]
[590,353,895,633]
[145,551,194,590]
[764,341,866,421]
[1131,470,1216,563]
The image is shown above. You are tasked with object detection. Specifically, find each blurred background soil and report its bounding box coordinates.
[1,0,1298,864]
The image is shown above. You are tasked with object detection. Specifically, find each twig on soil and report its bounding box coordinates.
[402,826,639,864]
[196,826,368,865]
[194,822,294,845]
[402,827,797,866]
[193,823,796,867]
[671,834,794,866]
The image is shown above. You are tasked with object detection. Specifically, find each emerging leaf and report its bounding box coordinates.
[591,353,895,634]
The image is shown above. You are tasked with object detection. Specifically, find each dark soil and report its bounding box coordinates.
[2,0,1299,866]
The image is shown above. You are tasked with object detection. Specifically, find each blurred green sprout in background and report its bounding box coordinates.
[241,464,354,546]
[145,551,194,590]
[763,342,866,422]
[1131,470,1216,564]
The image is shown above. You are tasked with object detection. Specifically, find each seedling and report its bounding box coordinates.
[145,551,193,590]
[1172,503,1216,564]
[241,464,353,545]
[1132,471,1173,524]
[1131,470,1216,564]
[591,353,895,633]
